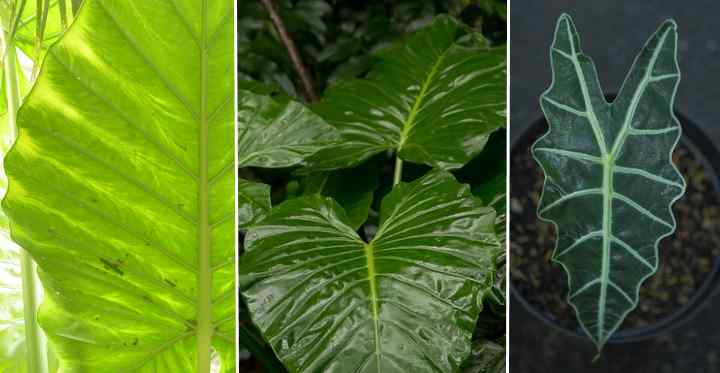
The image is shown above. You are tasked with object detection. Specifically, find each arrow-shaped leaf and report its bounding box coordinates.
[533,14,685,350]
[240,171,498,372]
[305,15,506,171]
[3,0,235,371]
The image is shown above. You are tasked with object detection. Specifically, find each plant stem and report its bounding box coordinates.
[393,157,403,185]
[31,0,50,80]
[19,252,48,373]
[2,26,48,373]
[71,0,81,15]
[196,0,212,372]
[259,0,318,102]
[58,0,68,30]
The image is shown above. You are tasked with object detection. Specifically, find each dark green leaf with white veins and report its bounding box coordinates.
[305,15,506,171]
[3,0,235,371]
[533,14,685,350]
[238,90,340,168]
[240,171,498,372]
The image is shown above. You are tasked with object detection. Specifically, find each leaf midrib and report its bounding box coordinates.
[563,20,673,343]
[363,242,381,371]
[397,48,449,151]
[194,0,215,371]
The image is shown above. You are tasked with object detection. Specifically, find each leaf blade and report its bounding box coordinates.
[305,15,506,171]
[533,14,685,349]
[240,171,497,372]
[3,0,235,370]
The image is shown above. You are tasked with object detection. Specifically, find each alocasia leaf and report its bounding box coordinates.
[238,90,340,168]
[240,171,498,372]
[304,15,506,171]
[302,159,380,230]
[3,0,235,371]
[533,14,685,350]
[239,178,271,230]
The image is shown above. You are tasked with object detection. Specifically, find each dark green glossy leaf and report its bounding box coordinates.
[460,338,504,373]
[238,90,340,168]
[239,178,271,230]
[240,171,498,372]
[533,14,685,350]
[302,160,380,230]
[3,0,235,371]
[305,15,506,171]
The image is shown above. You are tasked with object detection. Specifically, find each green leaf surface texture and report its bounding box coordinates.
[238,178,270,230]
[240,171,498,373]
[305,15,506,171]
[238,89,340,168]
[302,160,380,230]
[533,14,685,349]
[3,0,235,371]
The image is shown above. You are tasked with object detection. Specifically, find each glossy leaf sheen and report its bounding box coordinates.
[238,178,270,230]
[306,15,506,171]
[238,90,340,168]
[533,15,685,349]
[302,160,379,230]
[3,0,235,370]
[240,171,497,372]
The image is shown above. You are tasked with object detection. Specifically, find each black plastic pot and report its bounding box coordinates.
[509,109,720,344]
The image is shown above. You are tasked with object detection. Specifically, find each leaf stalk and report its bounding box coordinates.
[1,18,48,373]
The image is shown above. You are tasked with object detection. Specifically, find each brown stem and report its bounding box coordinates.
[260,0,318,102]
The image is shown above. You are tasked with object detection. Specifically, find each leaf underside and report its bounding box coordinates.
[240,171,498,373]
[304,15,506,172]
[3,0,235,371]
[533,14,685,349]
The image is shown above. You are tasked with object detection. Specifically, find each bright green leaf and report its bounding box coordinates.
[533,14,685,350]
[238,90,340,168]
[240,171,498,372]
[3,0,235,371]
[305,15,506,171]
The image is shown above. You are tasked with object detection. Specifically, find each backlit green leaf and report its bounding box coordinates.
[3,0,235,371]
[305,15,506,171]
[240,171,498,372]
[533,14,685,350]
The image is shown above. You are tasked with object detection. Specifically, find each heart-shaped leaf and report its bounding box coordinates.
[533,14,685,350]
[240,171,498,372]
[3,0,235,371]
[305,15,506,171]
[238,90,340,168]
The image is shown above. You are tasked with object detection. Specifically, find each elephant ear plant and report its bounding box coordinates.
[2,0,235,372]
[533,14,685,352]
[240,15,506,373]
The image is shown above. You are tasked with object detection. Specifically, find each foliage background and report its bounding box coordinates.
[238,1,507,371]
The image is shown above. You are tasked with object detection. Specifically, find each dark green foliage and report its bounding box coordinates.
[238,3,506,371]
